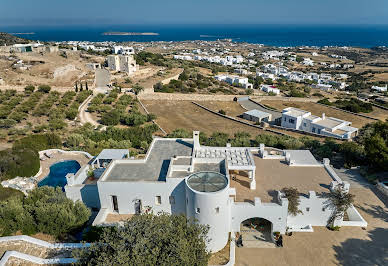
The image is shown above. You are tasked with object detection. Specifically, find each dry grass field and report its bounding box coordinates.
[0,50,100,88]
[260,100,383,128]
[142,100,269,136]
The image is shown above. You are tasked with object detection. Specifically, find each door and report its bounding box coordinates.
[134,199,142,214]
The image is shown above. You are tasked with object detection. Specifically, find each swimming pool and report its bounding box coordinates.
[38,160,81,188]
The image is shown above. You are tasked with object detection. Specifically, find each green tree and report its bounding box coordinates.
[65,108,78,120]
[74,213,210,266]
[326,184,355,227]
[24,85,35,94]
[38,85,51,93]
[339,142,364,168]
[101,110,121,126]
[132,84,144,95]
[66,134,85,149]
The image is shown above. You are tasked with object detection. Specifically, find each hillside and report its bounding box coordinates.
[0,32,30,46]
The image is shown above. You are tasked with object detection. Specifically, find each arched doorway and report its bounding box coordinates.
[239,217,275,248]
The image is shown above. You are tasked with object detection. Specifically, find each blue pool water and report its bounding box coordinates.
[38,160,81,189]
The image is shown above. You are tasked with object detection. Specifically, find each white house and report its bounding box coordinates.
[113,46,135,55]
[312,83,333,92]
[371,85,387,92]
[65,131,367,253]
[215,75,252,89]
[302,58,314,66]
[281,107,358,139]
[261,85,280,95]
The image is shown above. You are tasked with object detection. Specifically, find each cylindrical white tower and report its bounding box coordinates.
[185,171,230,252]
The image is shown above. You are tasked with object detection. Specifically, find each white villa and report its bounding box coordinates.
[281,107,358,139]
[65,131,366,253]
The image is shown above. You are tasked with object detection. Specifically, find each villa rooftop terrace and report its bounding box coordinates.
[231,153,334,203]
[313,117,345,128]
[102,139,193,182]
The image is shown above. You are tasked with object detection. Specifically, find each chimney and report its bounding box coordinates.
[193,131,200,151]
[322,113,326,120]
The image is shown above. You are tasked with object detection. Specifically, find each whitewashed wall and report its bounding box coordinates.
[231,196,288,234]
[65,184,100,209]
[286,191,332,229]
[97,178,186,215]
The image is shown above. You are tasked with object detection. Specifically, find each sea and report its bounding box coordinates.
[1,24,388,48]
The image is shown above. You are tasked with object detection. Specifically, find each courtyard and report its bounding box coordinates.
[234,181,388,266]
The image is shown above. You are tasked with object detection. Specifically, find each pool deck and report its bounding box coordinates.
[36,151,91,182]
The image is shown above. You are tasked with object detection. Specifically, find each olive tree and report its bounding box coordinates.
[74,213,210,266]
[282,187,302,216]
[326,184,355,227]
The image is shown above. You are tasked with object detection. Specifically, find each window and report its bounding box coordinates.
[284,117,286,122]
[303,123,307,127]
[318,129,321,134]
[111,195,119,212]
[306,207,310,212]
[288,118,295,124]
[169,196,175,204]
[312,127,316,133]
[322,207,326,212]
[196,208,200,214]
[215,207,220,214]
[155,196,161,205]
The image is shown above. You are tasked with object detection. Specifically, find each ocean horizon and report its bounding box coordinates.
[1,24,388,48]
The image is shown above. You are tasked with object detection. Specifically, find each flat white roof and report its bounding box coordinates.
[243,109,271,119]
[313,117,346,129]
[97,149,129,160]
[283,107,310,117]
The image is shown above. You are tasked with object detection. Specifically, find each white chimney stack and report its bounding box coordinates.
[322,113,326,119]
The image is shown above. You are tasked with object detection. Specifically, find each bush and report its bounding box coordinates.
[24,85,35,94]
[317,98,333,105]
[167,128,191,138]
[218,109,226,115]
[38,85,51,93]
[334,98,373,113]
[13,133,62,152]
[65,108,78,120]
[0,148,40,180]
[289,89,306,98]
[0,187,91,237]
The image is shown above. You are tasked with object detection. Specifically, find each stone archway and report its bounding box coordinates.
[238,217,275,248]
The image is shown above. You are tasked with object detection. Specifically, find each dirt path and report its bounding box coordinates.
[78,94,101,128]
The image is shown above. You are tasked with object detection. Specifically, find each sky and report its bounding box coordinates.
[1,0,388,26]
